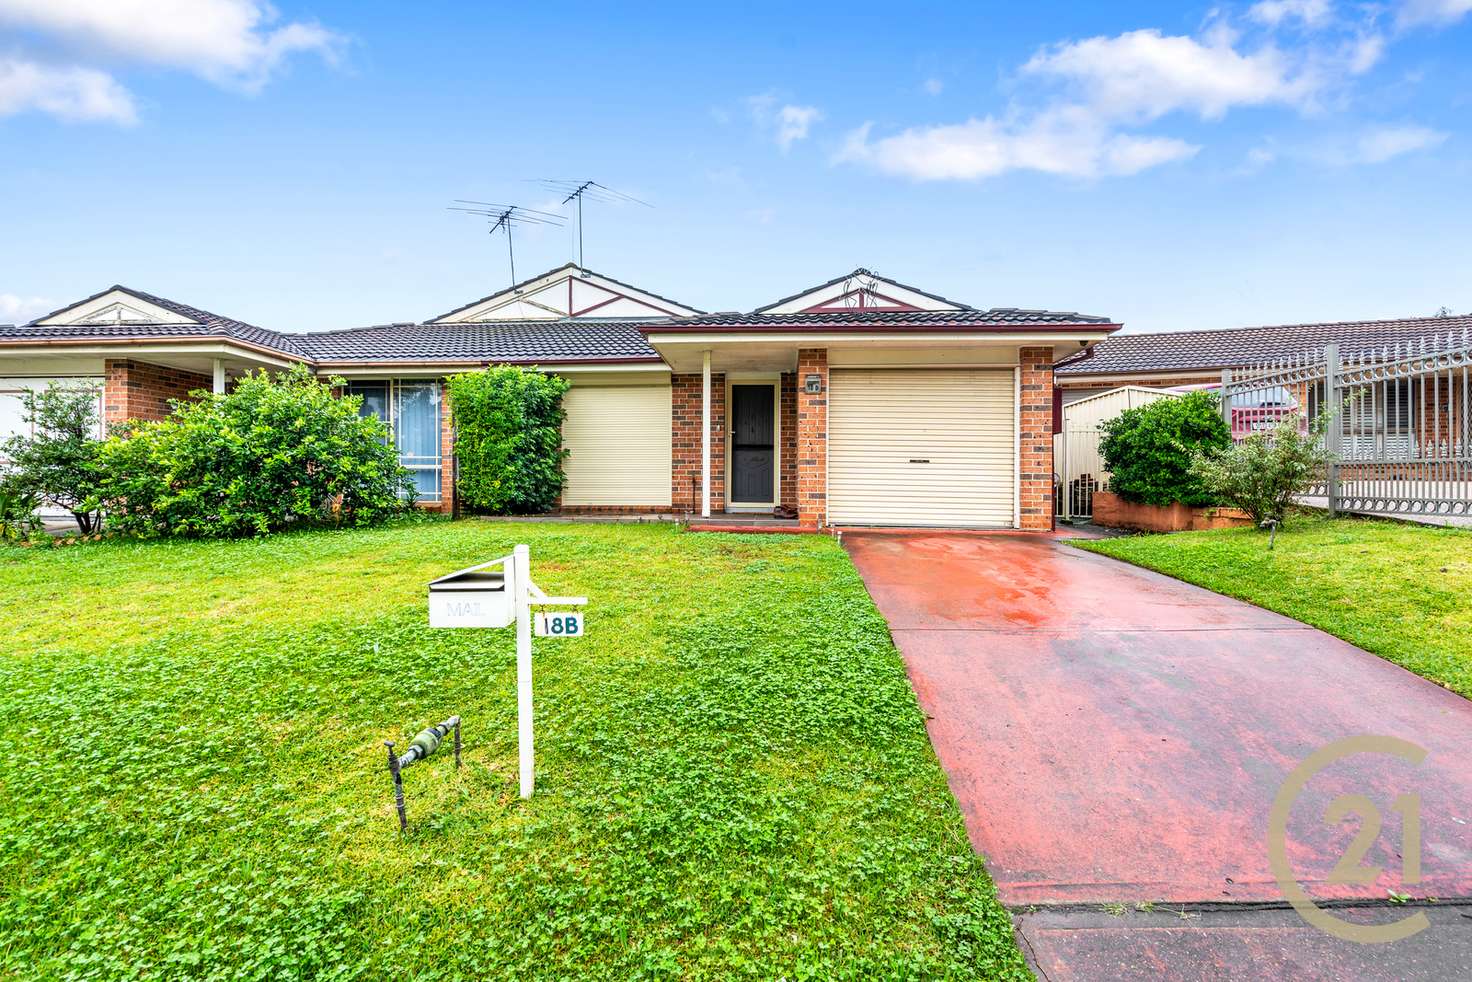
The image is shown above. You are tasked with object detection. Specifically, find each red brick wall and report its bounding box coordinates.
[103,358,211,426]
[671,371,726,513]
[780,372,798,510]
[434,380,455,514]
[1019,346,1055,531]
[795,349,828,528]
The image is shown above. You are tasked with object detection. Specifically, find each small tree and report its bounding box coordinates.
[447,366,570,514]
[1190,413,1333,528]
[0,383,104,534]
[1098,391,1231,507]
[94,365,415,538]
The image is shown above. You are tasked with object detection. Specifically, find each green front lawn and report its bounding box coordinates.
[0,522,1027,980]
[1077,512,1472,699]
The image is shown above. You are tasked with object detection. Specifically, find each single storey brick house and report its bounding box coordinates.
[0,267,1119,530]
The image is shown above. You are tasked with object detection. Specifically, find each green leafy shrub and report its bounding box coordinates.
[0,480,43,543]
[0,383,104,534]
[1098,391,1231,507]
[94,365,415,538]
[447,366,570,514]
[1191,413,1333,527]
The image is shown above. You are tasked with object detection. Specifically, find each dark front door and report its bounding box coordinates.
[730,384,775,504]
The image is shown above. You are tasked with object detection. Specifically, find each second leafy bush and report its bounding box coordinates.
[447,367,570,514]
[1099,390,1231,507]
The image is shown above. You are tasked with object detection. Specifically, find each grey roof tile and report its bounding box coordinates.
[1057,315,1472,376]
[298,318,663,363]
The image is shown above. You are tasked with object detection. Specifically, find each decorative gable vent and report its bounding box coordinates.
[429,264,701,324]
[755,268,971,315]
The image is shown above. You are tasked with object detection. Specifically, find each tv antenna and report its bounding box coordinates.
[532,180,652,268]
[448,201,566,288]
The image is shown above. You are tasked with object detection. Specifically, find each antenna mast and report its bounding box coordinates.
[533,180,652,268]
[448,201,566,289]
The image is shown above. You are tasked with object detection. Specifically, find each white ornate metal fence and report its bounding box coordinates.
[1221,331,1472,519]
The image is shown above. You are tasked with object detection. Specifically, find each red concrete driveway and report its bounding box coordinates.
[844,530,1472,907]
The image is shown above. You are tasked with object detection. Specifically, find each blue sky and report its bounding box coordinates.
[2,0,1470,334]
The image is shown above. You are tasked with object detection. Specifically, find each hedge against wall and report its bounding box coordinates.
[447,367,570,514]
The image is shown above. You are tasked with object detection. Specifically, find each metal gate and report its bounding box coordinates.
[1056,386,1180,521]
[1222,332,1472,519]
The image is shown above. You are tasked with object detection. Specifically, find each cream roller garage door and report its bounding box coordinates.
[828,369,1015,527]
[561,385,672,506]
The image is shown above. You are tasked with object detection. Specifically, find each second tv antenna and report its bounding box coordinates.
[534,180,651,268]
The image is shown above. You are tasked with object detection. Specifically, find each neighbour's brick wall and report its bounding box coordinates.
[103,358,211,426]
[795,349,828,528]
[1019,347,1055,531]
[1415,376,1459,452]
[671,371,726,513]
[780,372,798,511]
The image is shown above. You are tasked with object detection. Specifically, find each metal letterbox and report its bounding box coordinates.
[428,556,515,629]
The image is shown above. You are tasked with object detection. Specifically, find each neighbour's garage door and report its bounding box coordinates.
[561,385,672,507]
[1,377,105,446]
[828,368,1015,527]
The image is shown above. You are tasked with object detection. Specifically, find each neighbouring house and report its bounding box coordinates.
[0,266,1118,530]
[1054,314,1472,523]
[1054,314,1472,402]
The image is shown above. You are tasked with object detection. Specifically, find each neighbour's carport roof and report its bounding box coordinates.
[1055,314,1472,377]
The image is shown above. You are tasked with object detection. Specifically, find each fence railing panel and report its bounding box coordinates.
[1223,331,1472,519]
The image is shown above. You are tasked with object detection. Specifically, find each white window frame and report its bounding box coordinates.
[348,379,442,504]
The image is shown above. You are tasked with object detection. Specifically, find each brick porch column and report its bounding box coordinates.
[103,358,211,427]
[671,372,725,512]
[1018,346,1055,530]
[796,348,828,528]
[438,380,455,514]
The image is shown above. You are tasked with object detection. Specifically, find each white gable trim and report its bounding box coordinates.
[35,290,196,327]
[757,271,966,314]
[431,266,699,323]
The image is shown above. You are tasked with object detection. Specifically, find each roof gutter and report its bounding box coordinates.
[0,334,307,365]
[640,322,1123,335]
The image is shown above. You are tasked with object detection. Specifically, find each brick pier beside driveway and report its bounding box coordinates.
[844,530,1472,980]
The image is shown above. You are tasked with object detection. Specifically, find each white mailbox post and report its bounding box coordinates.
[427,544,585,799]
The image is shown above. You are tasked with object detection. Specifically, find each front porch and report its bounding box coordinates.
[654,333,1073,531]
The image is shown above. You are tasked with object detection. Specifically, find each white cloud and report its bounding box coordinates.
[835,108,1199,181]
[775,104,821,148]
[0,56,135,123]
[0,0,342,90]
[1249,0,1334,28]
[747,93,822,150]
[1396,0,1472,28]
[1023,29,1317,122]
[840,27,1311,182]
[922,77,944,95]
[1353,123,1447,162]
[1345,33,1386,73]
[0,292,58,323]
